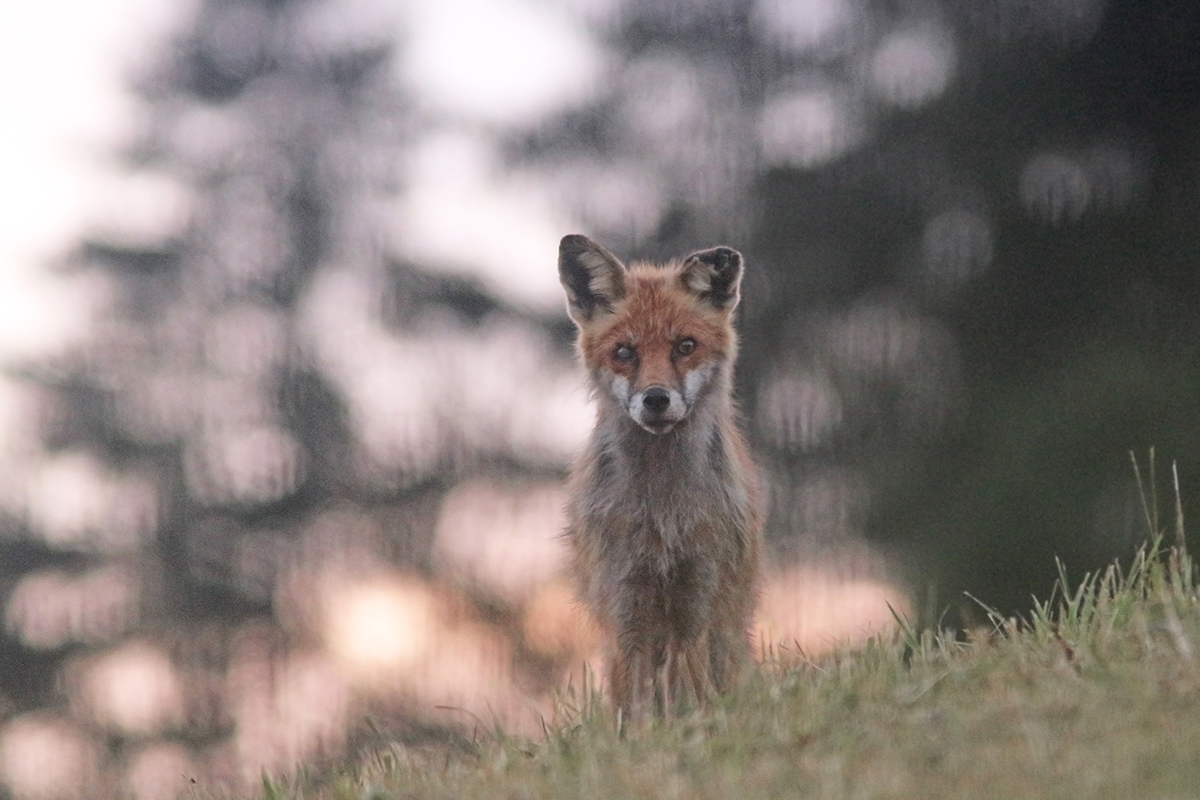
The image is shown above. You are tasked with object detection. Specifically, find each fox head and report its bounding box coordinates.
[558,234,744,435]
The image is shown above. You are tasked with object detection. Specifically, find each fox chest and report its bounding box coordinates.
[592,492,740,577]
[577,434,747,572]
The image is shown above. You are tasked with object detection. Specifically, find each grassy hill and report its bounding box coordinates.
[248,517,1200,798]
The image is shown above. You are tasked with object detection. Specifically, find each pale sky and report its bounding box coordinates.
[1,0,959,339]
[0,0,188,361]
[395,0,607,308]
[0,0,607,364]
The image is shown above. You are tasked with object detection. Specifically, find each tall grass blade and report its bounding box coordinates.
[1131,450,1156,539]
[1173,461,1186,551]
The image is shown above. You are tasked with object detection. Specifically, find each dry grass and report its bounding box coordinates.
[231,530,1200,800]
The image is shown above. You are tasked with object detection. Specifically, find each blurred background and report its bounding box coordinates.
[1,0,1199,795]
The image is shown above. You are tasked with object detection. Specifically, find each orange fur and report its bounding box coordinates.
[557,235,764,722]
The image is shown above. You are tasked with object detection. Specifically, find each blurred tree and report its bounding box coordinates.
[0,0,583,792]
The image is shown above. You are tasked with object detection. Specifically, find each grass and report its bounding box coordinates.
[244,466,1200,799]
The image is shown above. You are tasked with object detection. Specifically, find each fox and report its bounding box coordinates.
[557,234,764,722]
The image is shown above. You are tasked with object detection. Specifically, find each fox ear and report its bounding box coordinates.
[679,246,743,310]
[559,234,627,325]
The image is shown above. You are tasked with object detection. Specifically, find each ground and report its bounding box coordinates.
[243,535,1200,800]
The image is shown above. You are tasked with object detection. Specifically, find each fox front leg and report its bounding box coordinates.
[621,645,655,724]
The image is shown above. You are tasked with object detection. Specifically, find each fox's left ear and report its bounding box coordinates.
[679,246,743,311]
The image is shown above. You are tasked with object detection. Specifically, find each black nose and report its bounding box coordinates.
[642,387,671,413]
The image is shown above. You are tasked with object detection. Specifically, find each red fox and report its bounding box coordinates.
[557,234,764,721]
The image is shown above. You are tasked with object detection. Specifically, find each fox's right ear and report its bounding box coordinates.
[558,234,627,326]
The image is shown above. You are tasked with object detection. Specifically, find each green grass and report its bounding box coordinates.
[245,537,1200,800]
[245,458,1200,799]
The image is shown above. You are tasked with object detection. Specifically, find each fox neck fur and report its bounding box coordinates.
[581,364,751,562]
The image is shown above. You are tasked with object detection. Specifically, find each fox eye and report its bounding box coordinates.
[675,338,696,357]
[614,345,635,362]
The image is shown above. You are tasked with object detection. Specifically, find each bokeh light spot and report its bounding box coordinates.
[759,85,863,168]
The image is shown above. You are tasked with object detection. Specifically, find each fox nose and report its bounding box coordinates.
[642,387,671,413]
